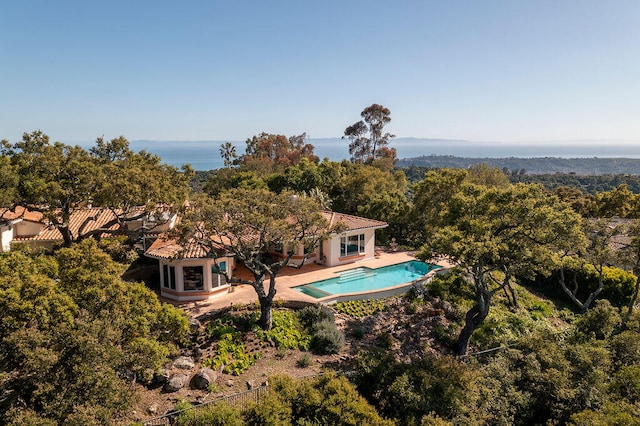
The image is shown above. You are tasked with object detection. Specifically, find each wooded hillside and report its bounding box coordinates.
[398,155,640,175]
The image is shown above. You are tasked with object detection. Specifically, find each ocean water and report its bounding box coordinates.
[120,139,640,171]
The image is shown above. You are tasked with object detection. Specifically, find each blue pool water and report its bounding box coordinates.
[295,260,440,298]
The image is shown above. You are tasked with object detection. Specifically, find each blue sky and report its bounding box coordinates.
[1,1,639,144]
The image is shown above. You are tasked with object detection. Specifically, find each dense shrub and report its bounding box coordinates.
[477,330,612,425]
[609,330,640,367]
[575,299,621,340]
[175,401,243,426]
[471,304,550,350]
[0,240,189,425]
[426,272,475,308]
[297,304,334,329]
[354,351,482,425]
[244,373,394,426]
[310,319,345,354]
[533,265,637,309]
[609,364,640,401]
[569,401,640,426]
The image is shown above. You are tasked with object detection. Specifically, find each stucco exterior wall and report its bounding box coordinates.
[14,221,43,237]
[0,224,13,252]
[159,256,235,301]
[323,229,377,267]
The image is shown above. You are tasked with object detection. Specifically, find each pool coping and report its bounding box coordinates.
[306,266,446,304]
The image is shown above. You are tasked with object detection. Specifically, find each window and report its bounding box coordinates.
[183,266,204,291]
[163,264,176,290]
[163,265,169,288]
[340,234,365,257]
[211,261,227,288]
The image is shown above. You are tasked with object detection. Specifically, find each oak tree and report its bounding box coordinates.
[1,131,191,245]
[0,241,189,424]
[182,189,338,330]
[414,172,585,354]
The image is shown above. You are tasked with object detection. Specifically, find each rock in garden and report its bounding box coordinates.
[154,368,171,385]
[193,367,217,390]
[148,403,158,415]
[226,379,234,387]
[246,380,254,390]
[173,356,195,370]
[164,373,188,392]
[192,347,203,360]
[189,318,202,332]
[441,300,455,317]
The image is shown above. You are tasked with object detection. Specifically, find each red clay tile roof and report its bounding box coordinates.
[145,235,231,260]
[12,208,121,242]
[322,211,388,231]
[145,211,387,260]
[0,206,44,223]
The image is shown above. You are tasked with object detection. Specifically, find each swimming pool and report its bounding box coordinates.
[294,260,441,299]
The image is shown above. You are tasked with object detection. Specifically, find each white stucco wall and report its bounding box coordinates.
[0,224,13,252]
[324,229,377,267]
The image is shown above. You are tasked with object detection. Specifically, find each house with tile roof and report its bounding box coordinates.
[145,211,388,301]
[0,206,176,252]
[1,207,48,252]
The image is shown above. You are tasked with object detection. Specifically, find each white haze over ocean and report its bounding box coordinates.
[83,138,640,171]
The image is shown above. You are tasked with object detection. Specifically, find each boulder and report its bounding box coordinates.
[192,347,204,360]
[189,318,202,333]
[173,356,195,370]
[164,373,188,393]
[154,368,171,385]
[192,367,217,390]
[148,403,159,415]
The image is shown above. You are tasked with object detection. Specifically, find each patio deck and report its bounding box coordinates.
[166,251,452,317]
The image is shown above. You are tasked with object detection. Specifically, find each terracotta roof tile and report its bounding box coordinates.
[145,211,387,260]
[0,206,43,223]
[13,208,121,242]
[322,211,388,232]
[146,235,230,260]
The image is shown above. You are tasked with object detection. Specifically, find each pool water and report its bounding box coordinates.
[295,260,440,298]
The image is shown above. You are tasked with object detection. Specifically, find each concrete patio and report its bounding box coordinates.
[164,251,451,318]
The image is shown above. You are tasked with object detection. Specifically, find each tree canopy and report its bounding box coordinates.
[181,188,338,330]
[240,132,318,171]
[414,170,585,354]
[344,104,396,164]
[1,131,192,246]
[0,240,189,425]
